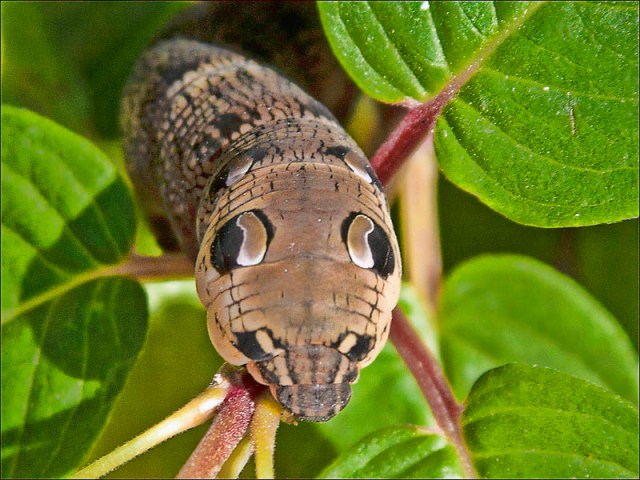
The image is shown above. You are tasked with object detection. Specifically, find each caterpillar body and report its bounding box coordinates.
[122,29,401,421]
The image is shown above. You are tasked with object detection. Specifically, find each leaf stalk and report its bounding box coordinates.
[71,379,230,479]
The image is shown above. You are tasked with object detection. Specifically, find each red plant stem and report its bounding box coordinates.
[390,308,475,478]
[371,87,452,186]
[176,387,255,479]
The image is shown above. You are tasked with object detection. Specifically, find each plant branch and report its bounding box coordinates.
[109,252,194,280]
[217,435,254,478]
[390,308,476,478]
[371,90,451,186]
[373,65,478,479]
[250,392,283,479]
[399,136,442,307]
[176,366,266,479]
[176,386,255,479]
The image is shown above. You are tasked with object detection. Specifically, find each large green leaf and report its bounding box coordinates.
[318,425,464,479]
[1,107,144,477]
[319,1,639,226]
[463,364,639,478]
[438,255,638,403]
[1,277,147,478]
[1,106,136,322]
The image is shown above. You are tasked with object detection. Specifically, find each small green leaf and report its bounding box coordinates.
[439,255,638,403]
[1,2,190,138]
[463,364,639,478]
[1,106,136,322]
[319,425,464,479]
[320,1,639,226]
[1,277,147,478]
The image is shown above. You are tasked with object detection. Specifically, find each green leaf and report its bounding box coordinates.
[463,364,639,478]
[439,254,638,403]
[319,1,639,226]
[319,425,464,479]
[1,106,144,477]
[1,106,136,322]
[1,277,147,478]
[1,2,189,138]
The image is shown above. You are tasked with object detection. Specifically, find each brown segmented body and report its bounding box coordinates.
[122,36,401,421]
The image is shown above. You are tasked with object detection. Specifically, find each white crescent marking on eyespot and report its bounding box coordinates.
[236,212,268,266]
[347,214,375,269]
[344,151,372,183]
[226,156,254,186]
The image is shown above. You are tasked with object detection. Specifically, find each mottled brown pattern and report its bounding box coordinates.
[122,37,401,421]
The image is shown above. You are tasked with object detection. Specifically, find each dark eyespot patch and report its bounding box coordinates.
[335,332,375,362]
[211,209,274,275]
[234,328,282,361]
[209,145,268,196]
[341,212,395,279]
[321,145,382,190]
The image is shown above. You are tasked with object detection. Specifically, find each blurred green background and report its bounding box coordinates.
[2,2,637,478]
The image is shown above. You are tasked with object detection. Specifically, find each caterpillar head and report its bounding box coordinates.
[195,157,401,421]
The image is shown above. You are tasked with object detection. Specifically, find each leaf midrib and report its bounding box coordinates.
[1,266,119,324]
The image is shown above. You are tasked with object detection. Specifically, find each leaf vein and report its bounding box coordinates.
[481,67,638,103]
[457,4,488,39]
[2,163,104,266]
[464,405,638,436]
[363,2,428,97]
[9,297,58,477]
[472,447,637,475]
[457,97,636,175]
[573,4,636,62]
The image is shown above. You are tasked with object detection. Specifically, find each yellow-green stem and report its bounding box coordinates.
[71,380,230,479]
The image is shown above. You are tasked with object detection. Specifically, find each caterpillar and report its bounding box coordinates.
[121,9,401,422]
